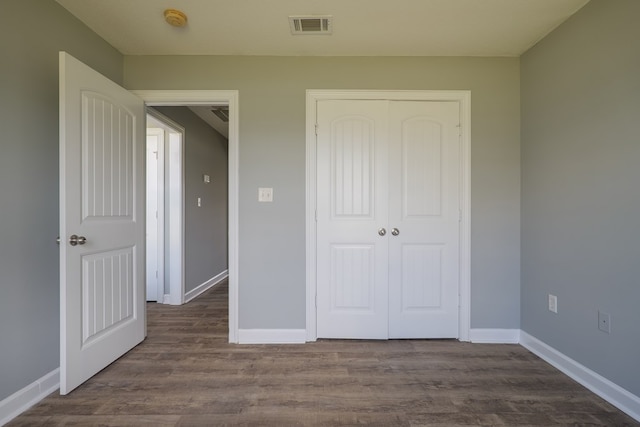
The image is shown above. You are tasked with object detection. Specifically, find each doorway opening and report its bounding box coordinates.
[135,90,240,343]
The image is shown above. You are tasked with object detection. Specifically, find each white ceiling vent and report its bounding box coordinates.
[289,16,333,35]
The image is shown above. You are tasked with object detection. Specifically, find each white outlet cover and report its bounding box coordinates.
[258,187,273,202]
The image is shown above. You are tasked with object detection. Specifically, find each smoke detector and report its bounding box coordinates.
[164,9,188,27]
[289,16,333,35]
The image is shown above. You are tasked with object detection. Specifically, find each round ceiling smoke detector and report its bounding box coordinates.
[164,9,188,27]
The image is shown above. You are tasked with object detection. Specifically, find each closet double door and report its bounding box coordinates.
[316,100,460,339]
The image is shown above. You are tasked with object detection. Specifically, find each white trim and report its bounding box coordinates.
[185,270,229,303]
[132,90,240,344]
[469,328,520,344]
[168,129,185,305]
[238,329,307,344]
[162,294,172,304]
[0,368,60,426]
[144,126,165,303]
[305,89,471,342]
[146,108,185,306]
[520,331,640,422]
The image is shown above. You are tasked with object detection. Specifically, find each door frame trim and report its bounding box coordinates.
[305,90,471,342]
[132,90,240,344]
[146,109,184,305]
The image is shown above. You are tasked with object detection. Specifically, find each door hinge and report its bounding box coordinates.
[315,209,318,222]
[315,294,318,308]
[457,124,462,137]
[315,124,319,136]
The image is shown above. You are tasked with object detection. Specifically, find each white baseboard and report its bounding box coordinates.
[162,294,172,304]
[469,328,520,344]
[520,331,640,422]
[185,270,228,303]
[238,329,306,344]
[0,368,59,426]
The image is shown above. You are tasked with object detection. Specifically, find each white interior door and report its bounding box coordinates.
[316,100,390,339]
[59,52,146,394]
[388,101,460,338]
[316,99,461,339]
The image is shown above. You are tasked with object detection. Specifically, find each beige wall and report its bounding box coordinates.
[126,56,521,330]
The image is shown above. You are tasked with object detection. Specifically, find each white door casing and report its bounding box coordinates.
[146,128,163,302]
[146,110,186,306]
[306,90,471,342]
[132,90,240,344]
[59,52,146,394]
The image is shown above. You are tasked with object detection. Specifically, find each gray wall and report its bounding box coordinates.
[124,56,521,330]
[153,107,229,294]
[0,1,123,401]
[521,0,640,396]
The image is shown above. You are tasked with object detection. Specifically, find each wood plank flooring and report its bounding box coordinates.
[9,281,638,426]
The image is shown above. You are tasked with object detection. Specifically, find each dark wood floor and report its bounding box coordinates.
[10,281,638,426]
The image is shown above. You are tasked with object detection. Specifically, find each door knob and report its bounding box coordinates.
[391,228,400,236]
[69,235,87,246]
[378,228,386,236]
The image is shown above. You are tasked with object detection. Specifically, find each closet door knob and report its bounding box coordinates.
[69,235,87,246]
[378,228,386,236]
[391,228,400,236]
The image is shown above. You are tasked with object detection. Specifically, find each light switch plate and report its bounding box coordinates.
[258,187,273,202]
[203,174,210,183]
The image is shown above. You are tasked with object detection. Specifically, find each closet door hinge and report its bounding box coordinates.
[315,124,319,136]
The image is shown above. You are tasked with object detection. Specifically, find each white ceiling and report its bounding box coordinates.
[56,0,589,57]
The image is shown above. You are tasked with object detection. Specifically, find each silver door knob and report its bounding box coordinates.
[391,228,400,236]
[378,228,386,236]
[69,235,87,246]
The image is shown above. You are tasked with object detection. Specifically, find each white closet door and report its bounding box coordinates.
[388,101,460,338]
[316,99,461,339]
[316,100,390,339]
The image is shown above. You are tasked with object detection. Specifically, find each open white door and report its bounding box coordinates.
[59,52,146,394]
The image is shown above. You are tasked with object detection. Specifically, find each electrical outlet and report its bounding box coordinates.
[548,294,558,314]
[598,310,611,333]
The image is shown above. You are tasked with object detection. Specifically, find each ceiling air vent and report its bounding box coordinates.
[211,106,229,123]
[289,15,333,35]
